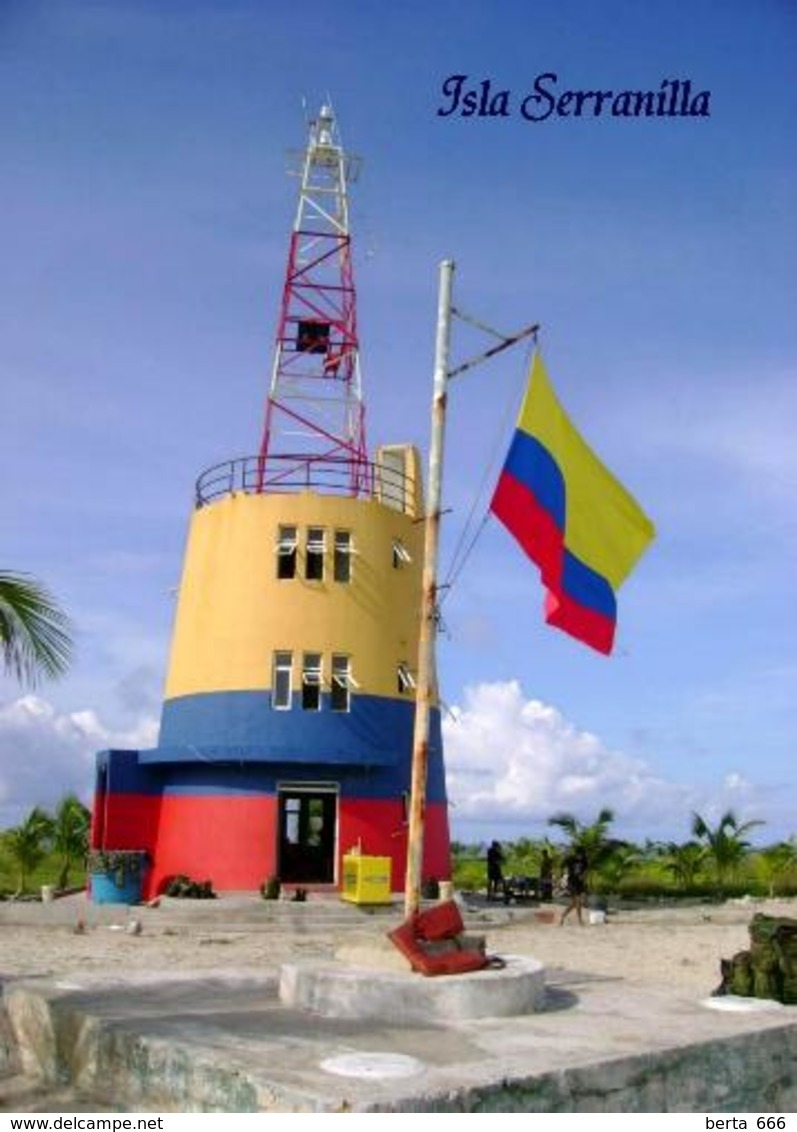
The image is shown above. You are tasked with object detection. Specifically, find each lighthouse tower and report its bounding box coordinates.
[92,108,451,896]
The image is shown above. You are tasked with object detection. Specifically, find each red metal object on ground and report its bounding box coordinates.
[387,900,489,977]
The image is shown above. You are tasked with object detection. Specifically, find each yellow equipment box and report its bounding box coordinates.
[341,854,393,904]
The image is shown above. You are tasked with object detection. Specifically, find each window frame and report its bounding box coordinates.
[272,650,293,710]
[301,651,323,712]
[333,529,353,583]
[330,654,353,713]
[305,526,326,581]
[276,525,298,580]
[392,539,412,569]
[397,662,416,694]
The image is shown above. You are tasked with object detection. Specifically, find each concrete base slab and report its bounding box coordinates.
[3,967,796,1112]
[279,955,546,1022]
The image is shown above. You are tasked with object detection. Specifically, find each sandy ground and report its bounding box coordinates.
[495,897,797,993]
[1,894,794,995]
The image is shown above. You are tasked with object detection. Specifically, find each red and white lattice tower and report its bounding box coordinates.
[259,104,369,495]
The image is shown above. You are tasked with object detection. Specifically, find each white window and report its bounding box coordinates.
[272,651,293,710]
[333,530,352,583]
[397,663,416,694]
[306,527,326,581]
[276,526,298,580]
[392,539,412,569]
[331,654,355,712]
[302,652,323,712]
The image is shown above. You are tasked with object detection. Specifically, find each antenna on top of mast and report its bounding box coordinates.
[258,103,369,495]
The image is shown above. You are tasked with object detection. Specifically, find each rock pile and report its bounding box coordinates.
[719,913,796,1003]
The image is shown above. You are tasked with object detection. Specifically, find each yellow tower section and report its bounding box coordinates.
[164,479,424,710]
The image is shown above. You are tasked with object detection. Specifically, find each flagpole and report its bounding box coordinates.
[403,263,538,920]
[404,258,454,919]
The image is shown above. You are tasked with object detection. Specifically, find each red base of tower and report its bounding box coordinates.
[91,788,450,900]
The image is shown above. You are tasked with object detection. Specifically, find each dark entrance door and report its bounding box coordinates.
[277,789,337,883]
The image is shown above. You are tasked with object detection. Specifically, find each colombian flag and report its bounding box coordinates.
[490,354,655,654]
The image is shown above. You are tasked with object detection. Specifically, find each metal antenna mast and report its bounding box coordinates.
[258,105,369,494]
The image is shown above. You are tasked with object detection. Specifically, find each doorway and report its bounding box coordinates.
[277,787,337,884]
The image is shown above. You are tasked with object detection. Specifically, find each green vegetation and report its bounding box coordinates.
[1,797,90,897]
[86,848,148,889]
[691,810,764,886]
[0,570,73,687]
[663,840,706,888]
[2,799,796,902]
[51,794,92,889]
[3,806,53,895]
[162,874,216,899]
[547,807,617,887]
[451,809,797,902]
[0,570,78,896]
[260,875,281,900]
[758,839,797,897]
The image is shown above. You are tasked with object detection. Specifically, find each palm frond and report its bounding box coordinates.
[0,571,73,686]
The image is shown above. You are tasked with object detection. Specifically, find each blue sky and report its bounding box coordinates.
[1,0,794,845]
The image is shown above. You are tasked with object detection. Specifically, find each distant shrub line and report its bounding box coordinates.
[1,799,795,900]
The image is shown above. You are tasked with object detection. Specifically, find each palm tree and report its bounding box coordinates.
[0,570,73,686]
[506,837,537,874]
[664,840,707,890]
[595,841,642,893]
[691,810,764,886]
[51,794,91,889]
[4,806,53,895]
[547,807,616,878]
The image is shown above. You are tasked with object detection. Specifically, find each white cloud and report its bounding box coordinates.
[723,772,750,792]
[442,680,777,841]
[0,695,158,828]
[0,682,788,843]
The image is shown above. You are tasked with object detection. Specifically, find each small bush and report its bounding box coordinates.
[163,874,217,899]
[421,877,440,900]
[451,856,487,892]
[87,849,149,889]
[261,875,281,900]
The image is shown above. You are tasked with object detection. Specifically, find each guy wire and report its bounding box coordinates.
[440,340,537,605]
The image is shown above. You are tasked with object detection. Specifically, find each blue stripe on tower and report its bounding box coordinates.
[100,757,448,803]
[158,690,435,765]
[110,691,448,803]
[177,764,444,801]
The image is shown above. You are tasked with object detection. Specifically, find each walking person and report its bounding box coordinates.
[560,846,588,925]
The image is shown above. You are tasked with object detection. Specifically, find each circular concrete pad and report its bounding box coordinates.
[280,954,546,1023]
[700,995,786,1013]
[320,1052,425,1079]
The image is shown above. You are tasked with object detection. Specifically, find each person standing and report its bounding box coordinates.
[539,848,554,903]
[560,846,588,925]
[486,840,505,901]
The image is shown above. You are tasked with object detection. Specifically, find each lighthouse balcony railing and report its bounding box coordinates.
[195,454,417,517]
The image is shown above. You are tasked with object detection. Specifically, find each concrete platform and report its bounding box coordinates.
[279,955,546,1022]
[3,964,796,1112]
